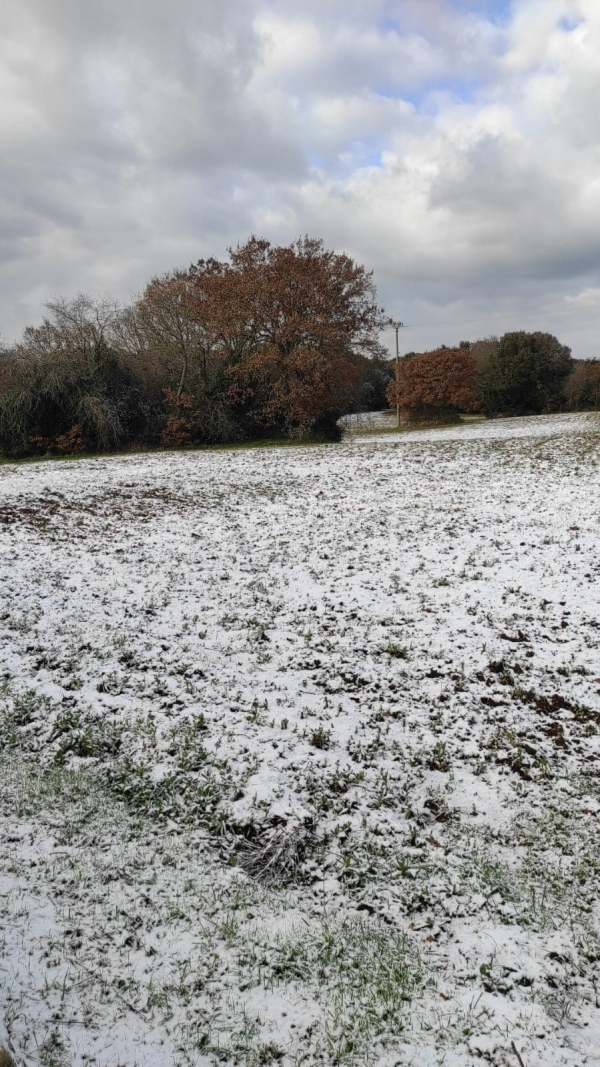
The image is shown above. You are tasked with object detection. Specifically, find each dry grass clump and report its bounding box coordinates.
[236,822,314,886]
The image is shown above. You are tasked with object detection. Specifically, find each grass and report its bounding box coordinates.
[0,687,235,833]
[0,410,491,467]
[265,918,421,1063]
[0,433,339,468]
[2,409,600,1064]
[3,704,599,1063]
[1,754,423,1067]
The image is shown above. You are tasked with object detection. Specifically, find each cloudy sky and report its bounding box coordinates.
[2,0,600,356]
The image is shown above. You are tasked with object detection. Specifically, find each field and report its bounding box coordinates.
[1,412,599,1067]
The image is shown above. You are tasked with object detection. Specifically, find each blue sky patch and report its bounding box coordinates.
[557,14,585,33]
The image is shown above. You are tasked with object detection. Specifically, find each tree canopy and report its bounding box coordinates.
[387,347,481,418]
[387,331,578,421]
[0,237,387,456]
[477,331,573,415]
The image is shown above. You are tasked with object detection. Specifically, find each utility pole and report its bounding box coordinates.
[388,318,403,428]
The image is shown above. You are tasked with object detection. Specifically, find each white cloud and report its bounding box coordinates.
[564,286,600,307]
[1,0,600,356]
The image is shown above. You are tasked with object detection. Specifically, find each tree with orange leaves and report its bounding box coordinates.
[387,347,482,419]
[190,236,387,437]
[563,359,600,410]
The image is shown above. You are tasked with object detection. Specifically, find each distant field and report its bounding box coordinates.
[1,412,599,1067]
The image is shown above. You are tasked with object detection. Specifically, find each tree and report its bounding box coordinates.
[563,359,600,410]
[351,355,394,412]
[477,331,573,415]
[469,337,499,365]
[387,347,481,419]
[0,235,389,455]
[0,296,157,456]
[190,236,387,438]
[44,293,121,360]
[125,269,223,398]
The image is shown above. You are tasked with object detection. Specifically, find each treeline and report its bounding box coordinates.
[0,236,390,457]
[1,238,597,458]
[388,334,600,420]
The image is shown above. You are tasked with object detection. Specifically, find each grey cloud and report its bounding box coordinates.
[2,0,300,174]
[2,0,600,358]
[0,0,306,336]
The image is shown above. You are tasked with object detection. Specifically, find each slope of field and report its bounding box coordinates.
[1,412,599,1067]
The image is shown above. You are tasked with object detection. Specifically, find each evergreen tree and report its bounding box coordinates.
[478,331,572,415]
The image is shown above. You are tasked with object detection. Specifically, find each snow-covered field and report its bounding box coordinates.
[1,412,599,1067]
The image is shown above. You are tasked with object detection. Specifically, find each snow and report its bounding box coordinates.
[1,411,599,1066]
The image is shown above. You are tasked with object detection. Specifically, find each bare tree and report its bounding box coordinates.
[130,271,219,398]
[0,295,143,454]
[44,294,122,360]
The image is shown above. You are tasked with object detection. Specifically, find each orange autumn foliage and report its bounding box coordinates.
[387,347,482,417]
[189,236,387,434]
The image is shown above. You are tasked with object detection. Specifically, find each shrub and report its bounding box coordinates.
[387,347,481,419]
[0,298,162,456]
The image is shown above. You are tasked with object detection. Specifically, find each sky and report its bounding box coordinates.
[2,0,600,357]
